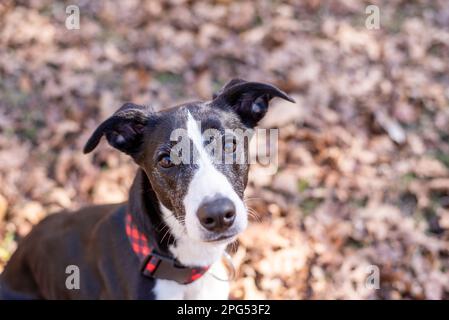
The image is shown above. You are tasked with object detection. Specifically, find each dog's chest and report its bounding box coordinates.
[153,261,229,299]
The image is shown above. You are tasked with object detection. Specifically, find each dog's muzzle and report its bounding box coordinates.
[196,197,236,233]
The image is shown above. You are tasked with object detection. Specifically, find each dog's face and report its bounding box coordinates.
[84,79,294,244]
[138,104,250,244]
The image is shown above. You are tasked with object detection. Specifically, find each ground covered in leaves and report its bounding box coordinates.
[1,0,449,299]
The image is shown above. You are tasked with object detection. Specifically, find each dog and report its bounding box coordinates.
[0,79,294,299]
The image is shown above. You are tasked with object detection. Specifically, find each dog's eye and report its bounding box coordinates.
[223,138,236,154]
[158,154,174,168]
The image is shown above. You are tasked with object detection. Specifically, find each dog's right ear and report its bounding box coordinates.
[83,103,149,156]
[211,78,295,128]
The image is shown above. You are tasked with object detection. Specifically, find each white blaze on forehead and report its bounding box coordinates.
[186,112,205,162]
[183,111,247,241]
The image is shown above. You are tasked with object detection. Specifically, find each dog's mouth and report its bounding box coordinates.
[199,225,243,243]
[203,233,237,243]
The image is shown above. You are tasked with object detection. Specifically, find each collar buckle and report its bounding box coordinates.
[141,252,207,284]
[125,210,209,284]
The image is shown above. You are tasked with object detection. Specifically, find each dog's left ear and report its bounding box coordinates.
[211,79,295,127]
[83,103,149,156]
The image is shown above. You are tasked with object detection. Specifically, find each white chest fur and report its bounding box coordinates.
[157,198,235,300]
[153,260,230,299]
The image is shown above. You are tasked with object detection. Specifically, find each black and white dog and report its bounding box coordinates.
[0,79,294,299]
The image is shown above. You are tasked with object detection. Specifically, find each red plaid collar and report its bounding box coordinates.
[125,212,209,284]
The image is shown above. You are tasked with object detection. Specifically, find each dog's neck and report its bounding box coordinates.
[127,169,172,253]
[127,169,227,267]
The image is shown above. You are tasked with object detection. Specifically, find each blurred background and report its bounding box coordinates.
[1,0,449,299]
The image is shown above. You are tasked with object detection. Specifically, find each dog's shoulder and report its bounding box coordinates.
[85,204,159,299]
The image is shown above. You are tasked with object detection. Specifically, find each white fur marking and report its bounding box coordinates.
[153,260,229,300]
[155,204,230,300]
[154,111,247,300]
[184,112,247,242]
[160,204,227,267]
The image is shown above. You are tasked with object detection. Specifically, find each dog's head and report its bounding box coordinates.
[84,79,294,244]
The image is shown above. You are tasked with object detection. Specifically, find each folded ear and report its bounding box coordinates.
[83,103,150,156]
[211,78,295,127]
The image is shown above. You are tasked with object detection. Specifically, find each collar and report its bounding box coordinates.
[125,211,209,284]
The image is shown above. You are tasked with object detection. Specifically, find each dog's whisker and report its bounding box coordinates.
[156,222,169,233]
[167,232,175,245]
[243,196,261,202]
[250,212,261,223]
[160,228,172,244]
[246,207,261,223]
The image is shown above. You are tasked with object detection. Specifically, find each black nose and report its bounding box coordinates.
[197,198,236,232]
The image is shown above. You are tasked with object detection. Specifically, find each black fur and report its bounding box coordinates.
[212,79,295,127]
[83,103,151,156]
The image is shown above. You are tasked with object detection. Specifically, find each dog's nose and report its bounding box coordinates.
[197,198,236,232]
